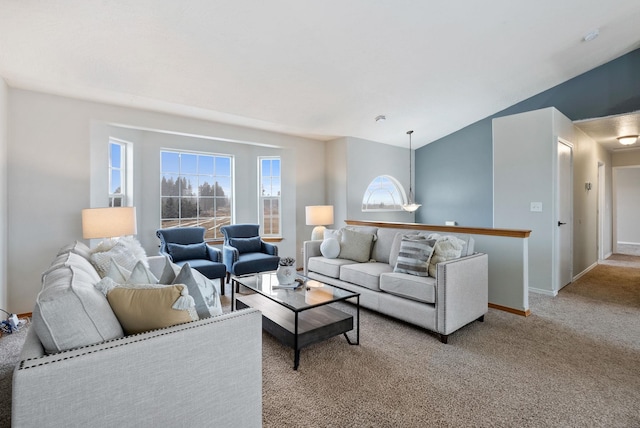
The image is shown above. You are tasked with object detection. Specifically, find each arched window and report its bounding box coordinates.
[362,175,406,211]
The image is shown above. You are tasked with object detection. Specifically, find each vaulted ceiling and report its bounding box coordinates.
[1,1,639,148]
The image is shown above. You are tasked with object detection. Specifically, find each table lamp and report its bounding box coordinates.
[305,205,334,241]
[82,207,137,244]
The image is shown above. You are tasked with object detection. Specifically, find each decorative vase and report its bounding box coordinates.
[276,266,296,285]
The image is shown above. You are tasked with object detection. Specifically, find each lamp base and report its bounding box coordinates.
[311,226,326,241]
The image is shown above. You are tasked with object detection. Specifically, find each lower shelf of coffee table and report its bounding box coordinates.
[236,293,353,350]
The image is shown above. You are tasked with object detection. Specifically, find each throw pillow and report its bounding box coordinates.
[338,228,375,263]
[90,239,142,277]
[127,260,159,284]
[104,258,131,283]
[428,235,465,277]
[173,263,223,318]
[167,242,208,263]
[158,256,177,284]
[229,236,262,254]
[320,238,340,259]
[323,228,342,241]
[394,236,436,276]
[107,284,197,335]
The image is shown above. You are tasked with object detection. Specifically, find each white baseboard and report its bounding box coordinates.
[604,251,613,259]
[617,241,640,246]
[529,287,557,297]
[573,262,598,281]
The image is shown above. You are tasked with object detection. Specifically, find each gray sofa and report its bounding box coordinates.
[304,224,488,343]
[12,243,262,428]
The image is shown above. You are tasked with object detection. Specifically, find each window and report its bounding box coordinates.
[109,140,126,207]
[259,157,281,236]
[160,150,233,241]
[362,175,405,211]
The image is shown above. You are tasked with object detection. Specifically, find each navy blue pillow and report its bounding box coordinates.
[167,242,207,263]
[229,237,262,254]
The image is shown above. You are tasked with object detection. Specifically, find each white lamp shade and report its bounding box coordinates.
[617,135,638,145]
[82,207,137,239]
[305,205,334,226]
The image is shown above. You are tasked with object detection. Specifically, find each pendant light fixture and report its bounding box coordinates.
[402,130,421,212]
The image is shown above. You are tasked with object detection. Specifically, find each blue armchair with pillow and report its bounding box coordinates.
[156,226,227,294]
[220,224,279,286]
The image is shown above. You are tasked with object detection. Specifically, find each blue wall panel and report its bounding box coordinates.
[416,48,640,227]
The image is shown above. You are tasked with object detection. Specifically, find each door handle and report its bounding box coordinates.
[558,221,566,226]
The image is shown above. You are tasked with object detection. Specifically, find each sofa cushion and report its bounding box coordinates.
[320,238,340,259]
[45,251,102,283]
[340,262,392,291]
[167,242,207,262]
[307,256,356,279]
[380,272,436,304]
[57,240,93,261]
[229,236,262,254]
[428,235,465,277]
[338,228,375,263]
[33,263,124,354]
[107,283,197,335]
[394,236,436,277]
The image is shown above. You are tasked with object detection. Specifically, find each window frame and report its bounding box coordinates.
[160,149,234,242]
[258,156,281,237]
[361,175,407,212]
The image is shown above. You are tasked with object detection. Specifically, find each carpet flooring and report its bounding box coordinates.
[1,257,638,427]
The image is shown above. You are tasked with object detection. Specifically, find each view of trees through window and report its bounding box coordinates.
[160,151,233,241]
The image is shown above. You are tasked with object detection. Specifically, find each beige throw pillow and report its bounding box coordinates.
[428,235,465,277]
[107,285,197,335]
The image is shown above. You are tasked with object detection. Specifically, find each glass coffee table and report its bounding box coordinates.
[232,271,360,370]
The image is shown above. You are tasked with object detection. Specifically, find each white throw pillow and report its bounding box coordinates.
[428,235,465,277]
[320,238,340,259]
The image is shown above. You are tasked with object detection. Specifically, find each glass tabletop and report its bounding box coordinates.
[233,271,359,312]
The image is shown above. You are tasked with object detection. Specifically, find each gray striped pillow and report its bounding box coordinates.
[393,236,436,276]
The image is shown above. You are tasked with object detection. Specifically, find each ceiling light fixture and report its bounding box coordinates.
[401,130,421,212]
[617,135,638,145]
[375,115,386,123]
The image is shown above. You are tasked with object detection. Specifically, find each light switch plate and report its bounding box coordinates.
[530,202,543,212]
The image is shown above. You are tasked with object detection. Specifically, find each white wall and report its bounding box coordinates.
[614,167,640,244]
[0,78,7,312]
[7,88,325,314]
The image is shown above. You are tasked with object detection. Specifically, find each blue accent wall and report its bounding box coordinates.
[415,48,640,227]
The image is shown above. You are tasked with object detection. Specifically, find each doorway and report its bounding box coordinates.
[556,139,573,291]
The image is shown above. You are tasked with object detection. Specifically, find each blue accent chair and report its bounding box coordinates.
[220,224,279,287]
[156,227,227,295]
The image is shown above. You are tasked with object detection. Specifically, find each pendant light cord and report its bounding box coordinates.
[407,130,414,200]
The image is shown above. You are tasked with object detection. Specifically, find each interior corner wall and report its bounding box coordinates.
[7,88,324,314]
[0,78,7,312]
[415,47,640,228]
[326,137,414,229]
[614,167,640,244]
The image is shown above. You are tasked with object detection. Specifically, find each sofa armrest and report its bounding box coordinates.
[436,253,488,336]
[303,240,322,276]
[13,309,263,428]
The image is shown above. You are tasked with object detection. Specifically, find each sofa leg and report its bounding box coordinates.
[477,315,485,322]
[440,334,448,344]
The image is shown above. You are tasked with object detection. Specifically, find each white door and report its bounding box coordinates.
[556,140,573,290]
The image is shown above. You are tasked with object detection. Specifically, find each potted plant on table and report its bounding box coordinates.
[276,257,296,285]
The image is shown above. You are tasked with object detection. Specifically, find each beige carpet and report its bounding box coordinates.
[222,261,640,427]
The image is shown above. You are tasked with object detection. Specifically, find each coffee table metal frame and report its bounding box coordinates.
[231,272,359,370]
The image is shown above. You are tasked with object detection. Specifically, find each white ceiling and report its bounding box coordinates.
[1,1,640,148]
